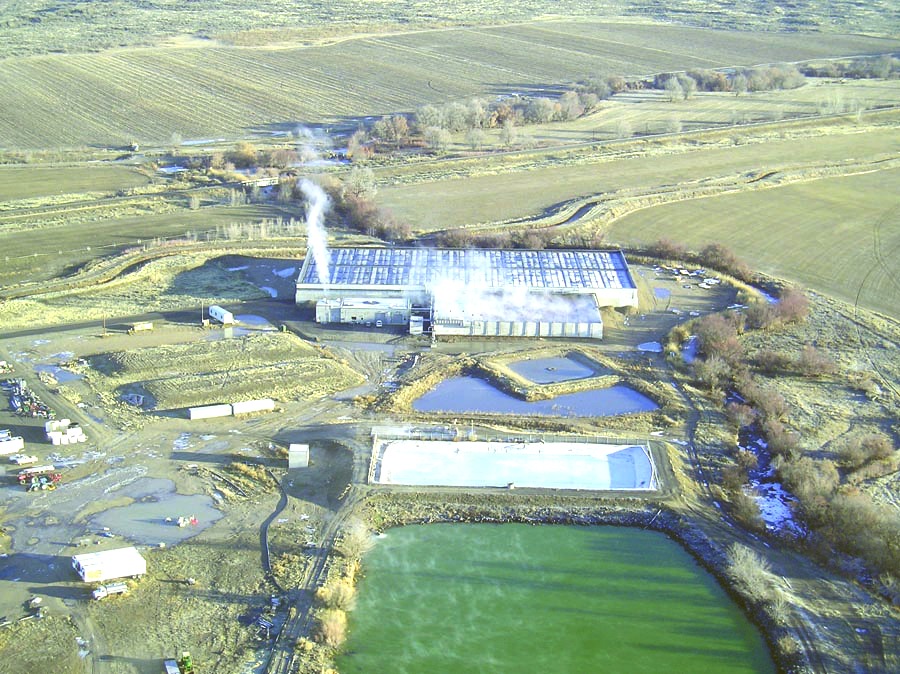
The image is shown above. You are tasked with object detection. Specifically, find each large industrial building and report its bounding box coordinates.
[295,247,638,339]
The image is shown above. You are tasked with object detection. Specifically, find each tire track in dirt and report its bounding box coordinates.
[264,489,362,674]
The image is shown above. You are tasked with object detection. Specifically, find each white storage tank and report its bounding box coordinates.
[208,305,235,325]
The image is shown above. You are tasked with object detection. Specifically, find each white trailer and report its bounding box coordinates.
[72,546,146,583]
[188,404,233,420]
[208,305,235,325]
[0,433,25,455]
[231,398,275,416]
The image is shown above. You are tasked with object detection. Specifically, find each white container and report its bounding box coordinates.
[72,546,146,583]
[188,404,233,420]
[231,398,275,416]
[208,305,235,325]
[0,436,25,455]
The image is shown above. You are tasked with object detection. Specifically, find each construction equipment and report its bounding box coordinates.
[16,465,61,491]
[166,651,194,674]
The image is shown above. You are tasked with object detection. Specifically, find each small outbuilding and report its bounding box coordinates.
[288,443,309,469]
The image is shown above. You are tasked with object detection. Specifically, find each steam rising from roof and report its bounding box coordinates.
[300,179,331,286]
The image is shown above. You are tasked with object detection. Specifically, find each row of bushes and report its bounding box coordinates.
[800,55,900,80]
[648,64,806,96]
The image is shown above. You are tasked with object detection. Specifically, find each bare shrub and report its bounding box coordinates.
[694,354,732,390]
[767,588,792,625]
[774,288,809,324]
[727,544,776,603]
[695,314,743,364]
[337,519,374,561]
[746,385,789,421]
[824,491,900,574]
[315,578,357,610]
[722,464,748,493]
[725,402,756,428]
[796,345,836,377]
[730,490,764,531]
[316,608,347,647]
[698,243,752,282]
[761,418,801,458]
[735,449,759,472]
[648,238,687,260]
[840,433,895,469]
[745,302,777,330]
[755,349,792,374]
[778,457,840,527]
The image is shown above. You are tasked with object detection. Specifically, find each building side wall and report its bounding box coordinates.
[432,319,602,340]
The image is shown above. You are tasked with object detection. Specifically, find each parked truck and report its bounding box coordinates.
[92,581,129,600]
[72,546,147,583]
[208,305,235,325]
[8,453,39,465]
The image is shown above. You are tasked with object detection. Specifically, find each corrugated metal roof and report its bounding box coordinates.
[299,247,635,290]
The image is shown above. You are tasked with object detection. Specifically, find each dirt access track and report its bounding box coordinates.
[0,254,896,673]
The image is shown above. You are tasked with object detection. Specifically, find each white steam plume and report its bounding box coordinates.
[300,179,331,285]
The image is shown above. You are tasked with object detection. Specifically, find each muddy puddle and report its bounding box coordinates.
[91,477,223,546]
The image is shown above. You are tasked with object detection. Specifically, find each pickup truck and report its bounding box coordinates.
[8,454,39,465]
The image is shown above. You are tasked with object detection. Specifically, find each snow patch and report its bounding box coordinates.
[274,266,296,278]
[637,341,662,353]
[750,482,804,535]
[259,286,278,298]
[227,265,249,272]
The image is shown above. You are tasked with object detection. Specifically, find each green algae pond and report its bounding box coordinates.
[338,524,775,674]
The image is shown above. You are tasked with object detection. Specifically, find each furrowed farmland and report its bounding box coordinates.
[2,3,900,674]
[1,21,898,147]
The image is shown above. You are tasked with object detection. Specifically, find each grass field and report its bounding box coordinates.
[375,124,900,228]
[0,203,297,286]
[1,21,897,148]
[0,164,150,201]
[3,1,897,57]
[608,168,900,319]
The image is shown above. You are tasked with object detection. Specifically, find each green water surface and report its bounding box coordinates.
[338,524,775,674]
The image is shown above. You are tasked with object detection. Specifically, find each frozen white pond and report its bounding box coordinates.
[374,440,655,490]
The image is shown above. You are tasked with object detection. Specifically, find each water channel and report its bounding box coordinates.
[412,376,658,417]
[339,524,775,674]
